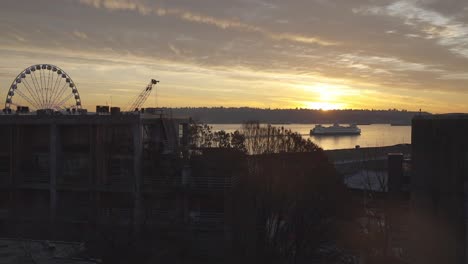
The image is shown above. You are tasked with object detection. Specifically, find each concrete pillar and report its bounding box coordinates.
[9,125,13,185]
[88,125,97,232]
[49,123,58,224]
[9,125,15,222]
[11,125,19,187]
[133,122,143,233]
[11,125,20,223]
[182,165,190,223]
[89,125,94,186]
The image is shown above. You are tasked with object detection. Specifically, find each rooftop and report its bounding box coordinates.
[0,108,188,125]
[413,113,468,120]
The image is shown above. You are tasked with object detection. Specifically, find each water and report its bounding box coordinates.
[209,124,411,150]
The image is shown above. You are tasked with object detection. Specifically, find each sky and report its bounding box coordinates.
[1,0,468,113]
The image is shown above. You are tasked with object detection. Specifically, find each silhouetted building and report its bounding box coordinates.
[0,110,241,258]
[411,114,468,264]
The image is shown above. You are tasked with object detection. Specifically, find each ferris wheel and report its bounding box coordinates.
[4,64,82,112]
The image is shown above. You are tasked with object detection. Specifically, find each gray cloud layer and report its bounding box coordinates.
[1,0,468,112]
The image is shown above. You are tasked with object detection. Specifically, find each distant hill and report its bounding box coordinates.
[164,107,430,124]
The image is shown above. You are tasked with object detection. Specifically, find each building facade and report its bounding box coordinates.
[0,110,241,258]
[411,114,468,264]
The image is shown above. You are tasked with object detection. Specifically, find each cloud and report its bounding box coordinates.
[78,0,337,46]
[439,73,468,80]
[337,53,444,75]
[268,33,336,45]
[79,0,152,14]
[168,43,181,56]
[73,30,88,40]
[12,34,26,42]
[355,0,468,59]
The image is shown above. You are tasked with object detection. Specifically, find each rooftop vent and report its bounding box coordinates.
[96,105,110,114]
[111,107,121,115]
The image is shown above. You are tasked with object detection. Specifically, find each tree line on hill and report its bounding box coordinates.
[164,107,429,124]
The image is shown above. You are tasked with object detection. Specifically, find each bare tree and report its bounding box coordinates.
[229,122,349,264]
[241,121,320,155]
[214,130,232,148]
[242,151,349,264]
[187,121,350,263]
[352,149,407,264]
[189,123,214,148]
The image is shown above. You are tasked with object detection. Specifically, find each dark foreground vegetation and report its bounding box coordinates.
[192,121,349,263]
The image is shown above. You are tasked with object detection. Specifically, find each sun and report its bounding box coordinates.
[301,83,348,110]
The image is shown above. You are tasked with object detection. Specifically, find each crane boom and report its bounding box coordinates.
[126,79,159,112]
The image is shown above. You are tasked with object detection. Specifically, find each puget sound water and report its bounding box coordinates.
[209,124,411,150]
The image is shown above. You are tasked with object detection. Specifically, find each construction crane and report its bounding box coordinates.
[126,79,159,112]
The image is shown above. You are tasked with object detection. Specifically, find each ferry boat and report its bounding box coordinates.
[310,123,361,136]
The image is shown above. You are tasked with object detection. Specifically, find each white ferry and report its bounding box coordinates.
[310,123,361,136]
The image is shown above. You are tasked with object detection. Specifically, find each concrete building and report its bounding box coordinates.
[411,114,468,264]
[0,109,241,258]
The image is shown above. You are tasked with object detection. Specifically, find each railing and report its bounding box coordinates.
[188,175,238,190]
[107,174,133,187]
[0,171,9,185]
[56,207,90,223]
[17,207,50,221]
[58,172,89,186]
[98,208,132,225]
[144,209,178,225]
[142,173,240,190]
[0,156,9,185]
[0,209,9,219]
[143,174,182,189]
[21,171,49,184]
[105,157,133,187]
[189,212,224,230]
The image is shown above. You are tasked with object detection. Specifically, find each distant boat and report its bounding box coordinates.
[310,123,361,136]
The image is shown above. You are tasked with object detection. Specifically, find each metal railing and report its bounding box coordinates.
[144,209,178,225]
[56,207,90,222]
[22,171,49,184]
[0,209,9,219]
[98,208,132,225]
[143,174,182,188]
[189,212,224,230]
[142,173,239,190]
[188,175,238,190]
